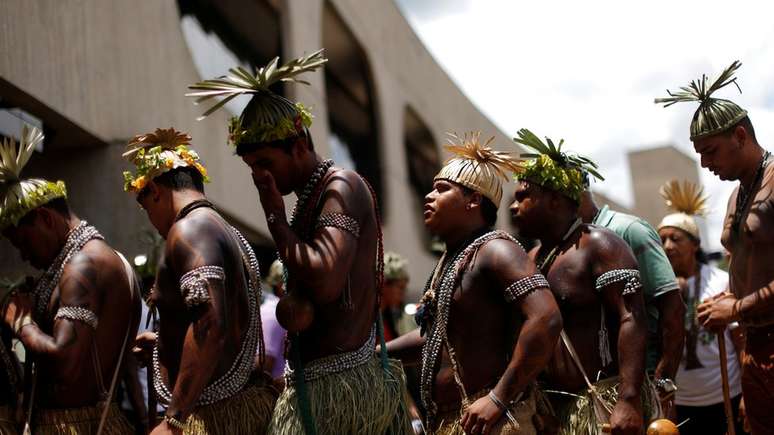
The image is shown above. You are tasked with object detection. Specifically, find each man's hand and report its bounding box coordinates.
[697,292,739,330]
[132,331,157,368]
[149,420,182,435]
[251,168,286,222]
[608,399,642,435]
[3,292,34,334]
[460,395,505,435]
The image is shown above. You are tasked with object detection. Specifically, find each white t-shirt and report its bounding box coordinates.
[675,264,742,407]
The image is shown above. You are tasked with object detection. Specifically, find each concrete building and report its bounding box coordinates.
[0,0,516,300]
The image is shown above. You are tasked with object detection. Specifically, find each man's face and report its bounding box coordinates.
[136,183,171,238]
[658,226,698,275]
[693,132,742,181]
[241,141,302,196]
[423,180,469,236]
[509,181,547,240]
[3,212,58,270]
[383,278,407,308]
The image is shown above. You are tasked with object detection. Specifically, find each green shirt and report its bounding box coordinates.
[593,205,679,371]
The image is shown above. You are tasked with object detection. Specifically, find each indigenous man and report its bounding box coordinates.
[656,60,774,434]
[656,180,746,434]
[510,129,658,435]
[1,125,140,433]
[386,133,563,435]
[188,50,413,434]
[579,191,684,414]
[124,128,276,434]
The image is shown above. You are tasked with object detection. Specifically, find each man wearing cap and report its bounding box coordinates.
[510,129,657,435]
[386,132,562,434]
[1,125,140,434]
[188,51,414,434]
[123,128,276,434]
[656,60,774,434]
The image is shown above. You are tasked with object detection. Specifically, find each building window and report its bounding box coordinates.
[323,3,384,215]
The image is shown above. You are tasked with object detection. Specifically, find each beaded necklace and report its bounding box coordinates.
[33,221,103,319]
[732,151,771,234]
[418,229,519,428]
[152,200,264,406]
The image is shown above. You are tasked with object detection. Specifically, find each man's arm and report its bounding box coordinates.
[654,291,684,381]
[460,239,562,434]
[161,220,230,423]
[621,221,684,381]
[591,231,648,434]
[384,328,425,366]
[254,169,362,304]
[13,252,102,382]
[484,240,562,402]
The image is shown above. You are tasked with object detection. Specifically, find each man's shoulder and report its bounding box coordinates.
[602,209,658,240]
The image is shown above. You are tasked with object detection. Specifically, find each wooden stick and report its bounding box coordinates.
[718,330,736,435]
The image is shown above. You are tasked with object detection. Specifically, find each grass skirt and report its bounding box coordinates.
[34,403,132,435]
[180,375,278,435]
[268,356,413,434]
[543,376,661,435]
[0,405,17,435]
[432,387,537,435]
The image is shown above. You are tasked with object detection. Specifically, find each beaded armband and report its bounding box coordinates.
[179,265,225,307]
[504,273,549,302]
[316,212,360,238]
[595,269,642,295]
[55,306,99,330]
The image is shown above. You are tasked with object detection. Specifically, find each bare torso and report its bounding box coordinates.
[151,207,251,392]
[40,239,140,408]
[722,164,774,316]
[289,170,379,362]
[433,251,524,408]
[535,225,644,394]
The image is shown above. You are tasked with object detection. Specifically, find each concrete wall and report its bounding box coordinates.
[0,0,515,300]
[628,145,701,229]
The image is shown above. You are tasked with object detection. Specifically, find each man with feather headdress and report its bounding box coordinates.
[123,128,277,435]
[656,180,746,434]
[187,51,414,434]
[386,132,562,435]
[509,129,658,435]
[1,125,140,434]
[656,60,774,433]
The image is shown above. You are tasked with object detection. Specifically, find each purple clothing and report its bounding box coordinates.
[260,293,287,379]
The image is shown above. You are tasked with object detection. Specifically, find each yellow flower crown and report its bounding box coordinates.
[122,128,210,192]
[0,125,68,230]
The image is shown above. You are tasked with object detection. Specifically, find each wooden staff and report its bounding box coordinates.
[718,329,736,435]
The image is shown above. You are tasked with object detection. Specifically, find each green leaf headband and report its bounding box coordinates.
[122,128,210,192]
[512,128,603,202]
[655,60,748,140]
[0,125,67,230]
[186,49,327,148]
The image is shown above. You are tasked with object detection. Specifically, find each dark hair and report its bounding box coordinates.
[153,166,204,193]
[459,185,498,227]
[723,115,757,142]
[17,197,70,227]
[235,131,314,157]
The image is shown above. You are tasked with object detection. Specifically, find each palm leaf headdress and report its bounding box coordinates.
[121,127,209,192]
[654,61,748,140]
[435,132,521,207]
[659,180,708,217]
[0,125,67,230]
[186,50,328,148]
[512,128,602,202]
